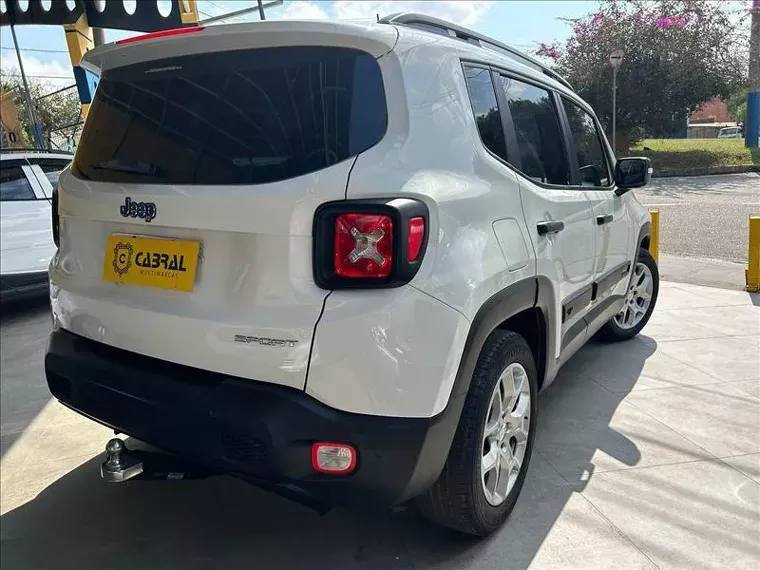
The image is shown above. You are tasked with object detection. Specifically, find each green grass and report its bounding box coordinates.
[625,138,759,172]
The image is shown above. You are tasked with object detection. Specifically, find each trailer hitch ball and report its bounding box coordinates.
[101,438,143,483]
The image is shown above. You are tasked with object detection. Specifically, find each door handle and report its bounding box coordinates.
[596,214,614,225]
[537,220,565,235]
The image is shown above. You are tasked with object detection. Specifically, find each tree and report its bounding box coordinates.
[726,88,748,124]
[537,0,751,146]
[0,73,82,150]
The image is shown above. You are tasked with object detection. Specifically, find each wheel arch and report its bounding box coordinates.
[448,276,556,401]
[637,221,651,252]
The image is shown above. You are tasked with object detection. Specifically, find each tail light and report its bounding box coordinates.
[52,185,60,248]
[313,199,429,289]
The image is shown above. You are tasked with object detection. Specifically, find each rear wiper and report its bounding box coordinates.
[91,161,165,177]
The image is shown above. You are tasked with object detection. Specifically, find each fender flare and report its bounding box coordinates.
[405,276,556,498]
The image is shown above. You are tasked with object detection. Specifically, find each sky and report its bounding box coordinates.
[0,0,599,90]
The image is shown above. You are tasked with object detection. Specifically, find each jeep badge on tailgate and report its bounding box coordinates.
[120,197,157,223]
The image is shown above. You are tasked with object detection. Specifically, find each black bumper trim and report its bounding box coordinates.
[45,329,461,507]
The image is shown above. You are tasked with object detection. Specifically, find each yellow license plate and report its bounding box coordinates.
[103,235,200,292]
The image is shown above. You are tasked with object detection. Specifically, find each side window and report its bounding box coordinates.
[500,76,570,186]
[463,65,508,161]
[0,165,36,201]
[562,98,610,187]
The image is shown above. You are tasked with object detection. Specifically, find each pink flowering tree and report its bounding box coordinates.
[538,0,751,145]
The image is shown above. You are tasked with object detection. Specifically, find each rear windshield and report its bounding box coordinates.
[73,47,387,185]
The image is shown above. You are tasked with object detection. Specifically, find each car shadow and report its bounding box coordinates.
[0,336,657,570]
[0,296,54,459]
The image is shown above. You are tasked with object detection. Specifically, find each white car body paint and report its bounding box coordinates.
[50,19,650,419]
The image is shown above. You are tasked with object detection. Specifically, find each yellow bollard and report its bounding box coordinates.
[747,216,760,293]
[649,209,659,264]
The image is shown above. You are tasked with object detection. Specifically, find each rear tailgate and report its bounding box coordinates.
[51,21,396,390]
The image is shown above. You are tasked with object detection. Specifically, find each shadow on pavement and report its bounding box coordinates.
[0,337,657,569]
[0,297,54,459]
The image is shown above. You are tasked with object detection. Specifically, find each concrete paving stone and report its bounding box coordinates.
[407,476,657,570]
[656,254,748,291]
[536,379,712,480]
[732,378,760,400]
[624,382,760,458]
[588,337,722,393]
[639,307,728,342]
[578,459,760,570]
[671,282,760,307]
[0,396,50,437]
[653,283,736,310]
[654,281,760,310]
[651,305,760,338]
[722,453,760,484]
[654,335,760,382]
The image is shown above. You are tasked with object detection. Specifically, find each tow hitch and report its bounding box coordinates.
[100,438,212,483]
[98,438,332,514]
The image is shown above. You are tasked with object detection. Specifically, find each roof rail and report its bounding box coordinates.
[378,12,573,91]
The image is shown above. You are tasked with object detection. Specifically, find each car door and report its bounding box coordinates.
[493,74,596,360]
[559,97,633,307]
[0,159,55,275]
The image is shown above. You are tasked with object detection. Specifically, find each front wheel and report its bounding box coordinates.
[416,331,538,536]
[599,247,659,342]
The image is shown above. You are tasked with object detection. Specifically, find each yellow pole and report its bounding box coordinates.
[63,14,94,119]
[649,209,660,264]
[179,0,201,24]
[747,215,760,293]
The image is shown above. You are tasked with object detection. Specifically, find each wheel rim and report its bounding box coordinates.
[480,362,531,507]
[614,261,654,330]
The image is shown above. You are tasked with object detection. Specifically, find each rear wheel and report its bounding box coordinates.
[417,331,537,536]
[599,247,659,341]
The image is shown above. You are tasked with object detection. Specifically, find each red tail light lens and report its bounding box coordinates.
[313,199,428,289]
[311,442,357,474]
[407,217,425,262]
[116,26,205,45]
[334,213,393,278]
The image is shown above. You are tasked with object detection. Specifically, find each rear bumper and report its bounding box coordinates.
[45,329,462,507]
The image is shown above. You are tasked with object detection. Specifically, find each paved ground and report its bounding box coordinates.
[1,282,758,570]
[635,172,760,264]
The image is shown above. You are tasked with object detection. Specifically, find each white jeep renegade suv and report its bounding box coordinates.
[45,14,658,536]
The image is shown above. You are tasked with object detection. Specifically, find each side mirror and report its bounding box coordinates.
[614,157,652,195]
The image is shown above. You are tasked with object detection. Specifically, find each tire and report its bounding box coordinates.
[599,247,659,342]
[416,330,538,536]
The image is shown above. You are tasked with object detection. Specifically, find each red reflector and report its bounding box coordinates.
[408,217,425,262]
[116,26,205,45]
[311,442,357,474]
[334,213,393,278]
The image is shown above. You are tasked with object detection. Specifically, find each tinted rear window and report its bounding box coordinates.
[73,47,386,185]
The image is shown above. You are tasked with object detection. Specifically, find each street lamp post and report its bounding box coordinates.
[608,49,625,155]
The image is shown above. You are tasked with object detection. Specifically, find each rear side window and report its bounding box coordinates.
[0,164,36,201]
[500,76,569,185]
[73,47,386,185]
[562,98,610,187]
[463,65,508,161]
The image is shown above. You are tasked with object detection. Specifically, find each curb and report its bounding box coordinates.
[652,164,760,178]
